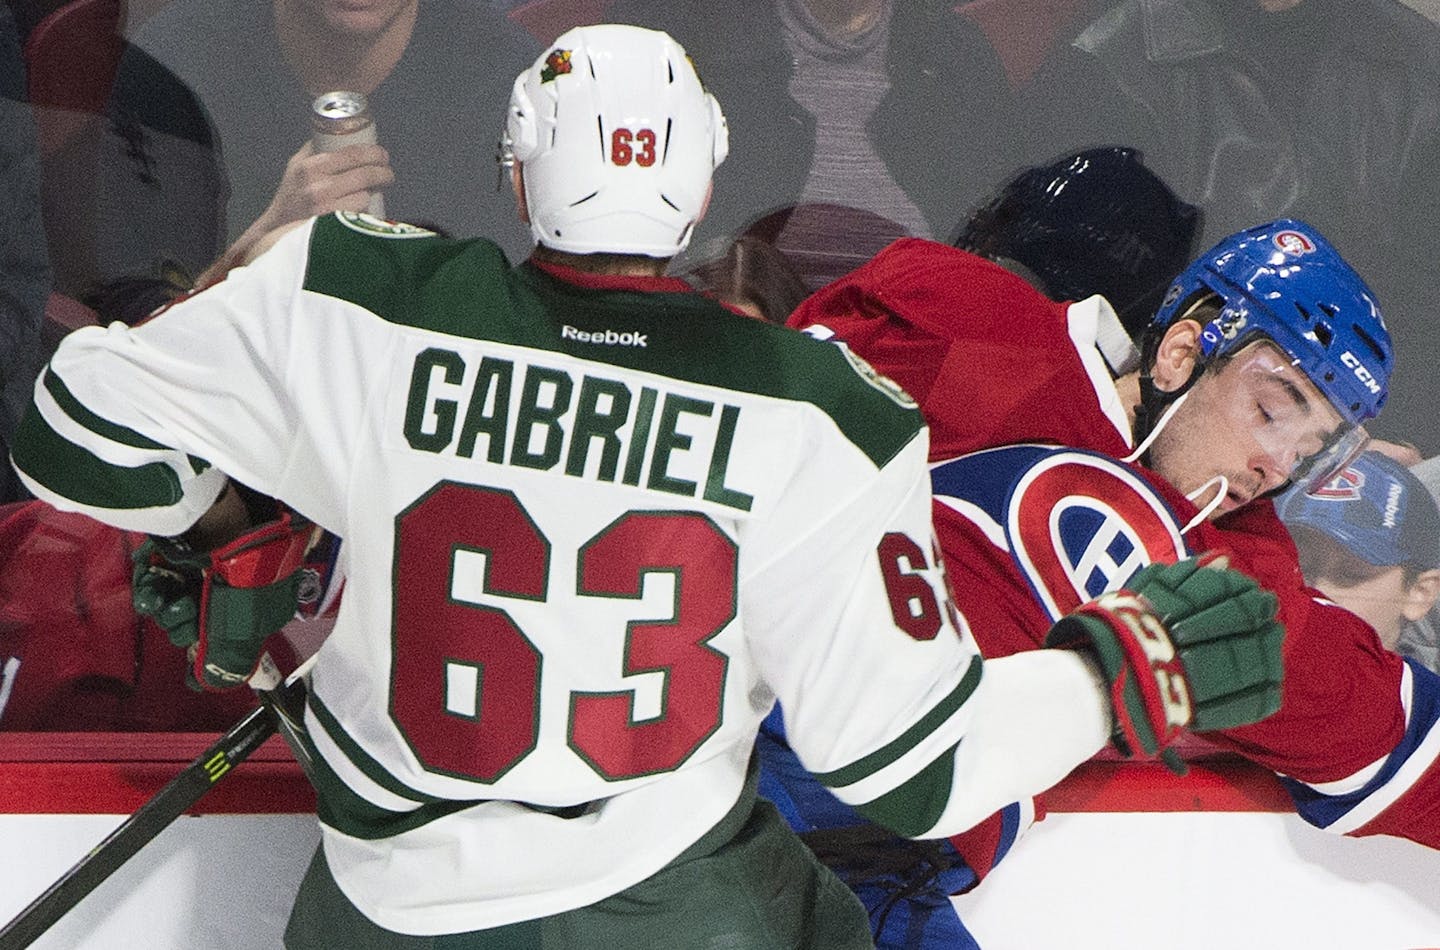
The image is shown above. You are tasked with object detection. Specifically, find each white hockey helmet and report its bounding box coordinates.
[505,24,729,257]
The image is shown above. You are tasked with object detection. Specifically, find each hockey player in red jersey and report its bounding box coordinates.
[0,499,309,730]
[0,498,245,730]
[788,217,1438,879]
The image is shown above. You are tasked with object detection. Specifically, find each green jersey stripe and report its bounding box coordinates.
[813,656,983,789]
[42,369,171,450]
[11,392,185,510]
[307,730,475,841]
[849,742,959,838]
[306,692,514,840]
[301,214,921,469]
[309,691,451,806]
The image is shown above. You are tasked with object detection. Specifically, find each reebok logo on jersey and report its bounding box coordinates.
[562,325,648,347]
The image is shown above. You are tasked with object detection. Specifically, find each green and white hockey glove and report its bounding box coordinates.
[133,509,315,691]
[1045,552,1285,773]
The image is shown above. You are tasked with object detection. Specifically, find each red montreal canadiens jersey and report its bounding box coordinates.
[791,238,1440,850]
[0,500,266,731]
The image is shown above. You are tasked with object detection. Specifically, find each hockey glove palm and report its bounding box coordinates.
[132,510,314,691]
[1045,553,1284,773]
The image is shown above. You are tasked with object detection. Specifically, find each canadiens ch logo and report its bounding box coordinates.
[1273,229,1316,256]
[1310,465,1365,501]
[1006,452,1187,620]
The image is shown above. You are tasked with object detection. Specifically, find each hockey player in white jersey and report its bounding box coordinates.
[11,25,1285,949]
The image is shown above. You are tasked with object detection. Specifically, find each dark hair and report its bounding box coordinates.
[687,235,810,325]
[740,203,911,293]
[79,268,193,326]
[1292,524,1429,585]
[529,244,677,278]
[1138,293,1224,373]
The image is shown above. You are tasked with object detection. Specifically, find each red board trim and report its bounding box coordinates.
[0,734,1291,815]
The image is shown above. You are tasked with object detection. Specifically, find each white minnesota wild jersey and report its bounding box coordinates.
[12,213,1105,935]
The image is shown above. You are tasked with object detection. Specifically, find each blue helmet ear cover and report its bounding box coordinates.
[955,146,1201,339]
[1146,219,1393,428]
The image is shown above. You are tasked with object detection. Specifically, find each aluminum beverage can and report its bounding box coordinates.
[311,91,385,218]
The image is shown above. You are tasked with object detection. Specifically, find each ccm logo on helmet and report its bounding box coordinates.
[1341,351,1382,395]
[562,325,648,347]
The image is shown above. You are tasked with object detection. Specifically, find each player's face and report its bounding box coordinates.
[1294,532,1412,649]
[290,0,418,38]
[1148,340,1346,515]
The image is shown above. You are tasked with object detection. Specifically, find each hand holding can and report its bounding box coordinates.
[311,91,386,219]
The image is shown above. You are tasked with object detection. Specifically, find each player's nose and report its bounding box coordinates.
[1251,449,1293,495]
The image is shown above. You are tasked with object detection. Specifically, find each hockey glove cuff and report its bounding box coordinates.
[133,509,315,691]
[1045,553,1285,773]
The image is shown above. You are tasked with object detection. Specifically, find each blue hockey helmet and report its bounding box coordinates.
[1150,218,1392,424]
[1142,220,1394,492]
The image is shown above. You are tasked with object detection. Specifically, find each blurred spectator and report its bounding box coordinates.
[1018,0,1440,454]
[608,0,1021,276]
[1369,437,1426,468]
[90,0,537,289]
[79,268,193,327]
[505,0,617,42]
[685,234,811,324]
[1402,454,1440,669]
[1278,451,1440,665]
[953,144,1200,343]
[740,202,911,292]
[955,0,1098,90]
[4,1,49,40]
[0,2,50,504]
[0,499,289,730]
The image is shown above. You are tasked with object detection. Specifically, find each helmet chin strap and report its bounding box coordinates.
[1120,387,1225,532]
[1122,388,1191,466]
[1131,293,1217,455]
[1181,475,1229,533]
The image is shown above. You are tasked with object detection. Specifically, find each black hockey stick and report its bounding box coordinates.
[0,664,310,950]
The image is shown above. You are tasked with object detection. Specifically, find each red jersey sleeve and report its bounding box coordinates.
[789,239,1129,461]
[0,500,262,731]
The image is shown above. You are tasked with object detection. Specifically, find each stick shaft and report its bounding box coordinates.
[0,703,279,949]
[252,653,316,784]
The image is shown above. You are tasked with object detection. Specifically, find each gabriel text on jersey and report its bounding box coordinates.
[402,347,755,512]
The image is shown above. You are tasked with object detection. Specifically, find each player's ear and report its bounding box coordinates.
[1150,319,1203,394]
[1402,569,1440,622]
